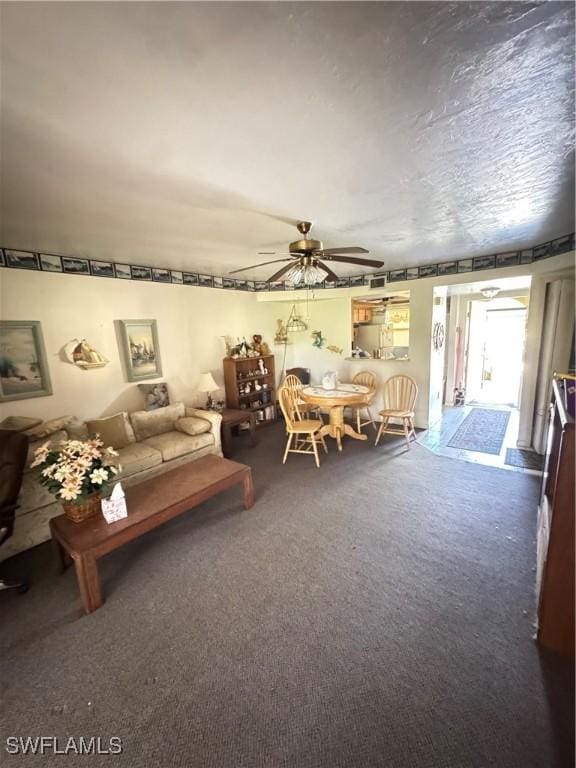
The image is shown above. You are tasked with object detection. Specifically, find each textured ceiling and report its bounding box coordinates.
[0,2,574,278]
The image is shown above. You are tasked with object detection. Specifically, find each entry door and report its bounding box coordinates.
[465,301,526,406]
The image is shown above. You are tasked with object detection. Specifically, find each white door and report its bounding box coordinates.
[465,300,527,406]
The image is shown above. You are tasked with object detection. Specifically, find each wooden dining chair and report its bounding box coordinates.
[278,386,328,468]
[375,375,418,448]
[282,374,323,423]
[350,370,378,433]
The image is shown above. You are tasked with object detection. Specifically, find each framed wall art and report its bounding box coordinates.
[0,320,53,401]
[116,319,162,382]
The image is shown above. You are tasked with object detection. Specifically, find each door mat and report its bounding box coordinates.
[504,448,544,471]
[447,408,511,455]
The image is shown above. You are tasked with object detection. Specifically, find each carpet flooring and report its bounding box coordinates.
[447,408,511,454]
[0,425,573,768]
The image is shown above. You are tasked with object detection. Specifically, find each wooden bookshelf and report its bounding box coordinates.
[223,354,277,427]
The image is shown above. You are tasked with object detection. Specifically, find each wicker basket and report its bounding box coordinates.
[63,493,102,524]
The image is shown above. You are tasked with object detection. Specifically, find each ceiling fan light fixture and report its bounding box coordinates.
[285,262,325,287]
[480,285,500,299]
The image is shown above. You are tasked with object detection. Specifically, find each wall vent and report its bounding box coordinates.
[369,275,388,289]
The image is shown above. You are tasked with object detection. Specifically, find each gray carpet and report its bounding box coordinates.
[447,408,511,454]
[0,426,573,768]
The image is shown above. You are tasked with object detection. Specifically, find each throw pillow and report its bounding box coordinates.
[25,416,73,439]
[175,416,211,436]
[138,382,170,411]
[86,412,136,449]
[0,416,43,432]
[129,402,185,441]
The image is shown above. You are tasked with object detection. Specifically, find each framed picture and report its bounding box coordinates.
[406,267,419,280]
[198,274,213,287]
[40,253,63,272]
[551,235,573,256]
[533,243,551,261]
[437,261,458,276]
[213,276,224,289]
[90,260,115,278]
[152,268,170,283]
[419,264,438,278]
[183,272,198,286]
[171,271,183,284]
[62,256,90,275]
[0,321,52,402]
[131,265,152,281]
[5,250,40,270]
[473,255,496,271]
[389,269,407,282]
[223,277,236,289]
[116,319,162,382]
[520,249,533,265]
[495,251,519,268]
[349,275,365,288]
[115,264,131,279]
[0,249,5,266]
[458,259,473,273]
[254,281,268,292]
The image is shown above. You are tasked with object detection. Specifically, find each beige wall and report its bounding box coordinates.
[1,251,574,436]
[256,251,575,431]
[0,269,265,422]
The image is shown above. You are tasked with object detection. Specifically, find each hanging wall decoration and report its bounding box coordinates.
[63,339,109,369]
[0,320,53,401]
[116,319,162,382]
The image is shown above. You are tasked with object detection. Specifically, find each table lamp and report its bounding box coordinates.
[197,372,219,410]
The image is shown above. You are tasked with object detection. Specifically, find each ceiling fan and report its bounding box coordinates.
[229,221,384,285]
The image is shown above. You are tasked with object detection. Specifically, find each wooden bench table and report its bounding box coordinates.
[49,454,254,614]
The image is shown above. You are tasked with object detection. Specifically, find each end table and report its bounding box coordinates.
[221,408,257,457]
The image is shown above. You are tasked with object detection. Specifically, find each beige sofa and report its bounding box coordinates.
[2,403,222,562]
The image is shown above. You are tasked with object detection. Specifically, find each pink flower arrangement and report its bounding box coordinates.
[32,437,120,503]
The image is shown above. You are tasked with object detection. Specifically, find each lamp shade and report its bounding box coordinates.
[197,372,218,392]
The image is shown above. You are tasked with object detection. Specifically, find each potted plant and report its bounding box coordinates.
[32,437,120,523]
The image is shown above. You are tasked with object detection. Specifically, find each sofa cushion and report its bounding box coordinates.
[175,416,211,437]
[129,402,185,441]
[116,443,162,478]
[25,416,72,439]
[0,415,43,432]
[142,431,214,462]
[86,412,136,449]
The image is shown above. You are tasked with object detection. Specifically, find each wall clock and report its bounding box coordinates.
[433,322,445,350]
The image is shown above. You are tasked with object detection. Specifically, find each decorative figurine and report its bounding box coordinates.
[274,319,288,344]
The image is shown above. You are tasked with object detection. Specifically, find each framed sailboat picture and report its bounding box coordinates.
[116,319,162,382]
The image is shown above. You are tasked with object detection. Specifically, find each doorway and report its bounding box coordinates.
[465,297,528,407]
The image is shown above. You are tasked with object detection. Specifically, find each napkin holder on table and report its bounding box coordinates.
[101,482,128,524]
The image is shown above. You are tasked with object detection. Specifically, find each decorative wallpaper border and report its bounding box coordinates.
[1,232,573,292]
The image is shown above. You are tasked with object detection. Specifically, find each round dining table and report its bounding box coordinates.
[299,383,371,451]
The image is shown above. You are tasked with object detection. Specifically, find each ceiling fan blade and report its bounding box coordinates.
[317,261,339,283]
[321,254,385,268]
[228,258,293,275]
[268,262,298,282]
[317,246,370,255]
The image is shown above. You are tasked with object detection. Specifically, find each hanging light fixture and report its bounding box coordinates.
[480,285,501,299]
[285,304,308,332]
[285,257,326,287]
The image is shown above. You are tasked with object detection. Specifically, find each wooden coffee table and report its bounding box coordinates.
[49,455,254,614]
